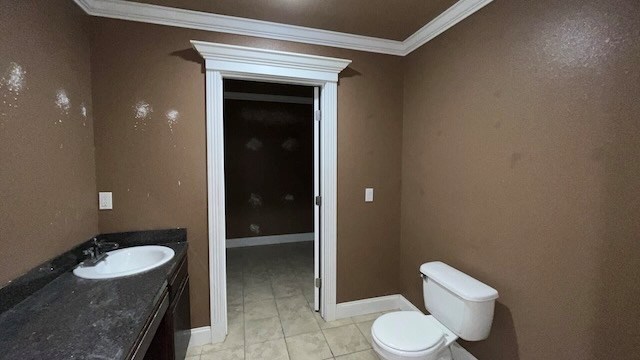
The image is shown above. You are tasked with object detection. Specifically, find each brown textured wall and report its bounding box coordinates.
[90,19,403,327]
[0,0,98,286]
[400,0,640,359]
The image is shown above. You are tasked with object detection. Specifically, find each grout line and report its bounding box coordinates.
[354,321,372,347]
[318,320,336,358]
[271,279,291,360]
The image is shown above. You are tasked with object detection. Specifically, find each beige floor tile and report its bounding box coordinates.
[245,316,284,344]
[202,322,245,353]
[185,356,201,360]
[322,324,371,356]
[228,279,243,289]
[335,349,380,360]
[271,273,299,283]
[244,278,272,289]
[228,287,244,306]
[227,273,243,283]
[186,345,203,356]
[246,338,290,360]
[228,304,245,325]
[354,320,374,345]
[281,309,321,337]
[244,281,275,303]
[201,345,245,360]
[285,331,333,360]
[244,299,279,321]
[314,312,354,330]
[244,271,271,284]
[228,296,244,306]
[272,280,304,298]
[276,295,311,319]
[302,285,315,303]
[350,311,389,324]
[269,267,293,279]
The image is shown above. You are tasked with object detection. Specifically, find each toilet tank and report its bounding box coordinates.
[420,262,499,341]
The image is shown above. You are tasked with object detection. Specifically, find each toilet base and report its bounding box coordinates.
[372,339,453,360]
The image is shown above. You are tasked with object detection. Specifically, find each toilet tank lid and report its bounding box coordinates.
[420,262,499,302]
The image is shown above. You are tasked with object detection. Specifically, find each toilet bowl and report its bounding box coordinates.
[371,312,456,360]
[370,262,499,360]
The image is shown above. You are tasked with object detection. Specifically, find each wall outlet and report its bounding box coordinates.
[98,192,113,210]
[365,188,374,202]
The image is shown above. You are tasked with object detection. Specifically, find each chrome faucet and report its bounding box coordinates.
[81,238,119,267]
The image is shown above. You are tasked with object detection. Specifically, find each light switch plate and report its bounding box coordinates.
[365,188,374,202]
[98,192,113,210]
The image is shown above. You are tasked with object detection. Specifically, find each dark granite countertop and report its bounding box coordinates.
[0,237,186,360]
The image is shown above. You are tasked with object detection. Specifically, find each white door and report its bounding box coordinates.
[313,86,321,312]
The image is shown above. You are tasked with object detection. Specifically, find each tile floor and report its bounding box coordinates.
[185,242,391,360]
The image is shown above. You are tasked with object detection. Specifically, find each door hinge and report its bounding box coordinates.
[315,278,322,288]
[315,110,321,122]
[315,196,322,206]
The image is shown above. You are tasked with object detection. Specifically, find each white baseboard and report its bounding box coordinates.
[226,232,314,248]
[188,324,230,348]
[335,294,419,319]
[188,326,212,348]
[336,294,477,360]
[395,294,422,312]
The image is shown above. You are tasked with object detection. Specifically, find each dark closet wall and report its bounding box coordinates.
[224,80,314,239]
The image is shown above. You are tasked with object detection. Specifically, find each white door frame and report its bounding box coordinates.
[312,86,321,312]
[191,41,351,343]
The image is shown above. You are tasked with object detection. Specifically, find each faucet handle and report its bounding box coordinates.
[83,247,96,259]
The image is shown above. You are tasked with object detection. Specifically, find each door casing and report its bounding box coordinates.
[191,41,351,343]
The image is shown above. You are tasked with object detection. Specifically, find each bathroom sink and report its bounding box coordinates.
[73,245,175,279]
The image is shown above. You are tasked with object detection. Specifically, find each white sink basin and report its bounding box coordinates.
[73,245,175,279]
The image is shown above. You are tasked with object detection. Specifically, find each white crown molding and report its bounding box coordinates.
[74,0,405,55]
[401,0,494,55]
[73,0,492,57]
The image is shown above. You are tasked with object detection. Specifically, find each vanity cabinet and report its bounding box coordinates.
[144,255,191,360]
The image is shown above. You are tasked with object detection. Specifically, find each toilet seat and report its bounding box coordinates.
[371,312,446,357]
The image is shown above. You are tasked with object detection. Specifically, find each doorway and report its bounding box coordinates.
[223,80,316,251]
[192,40,351,344]
[223,79,320,321]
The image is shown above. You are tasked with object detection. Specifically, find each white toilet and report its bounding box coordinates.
[371,261,499,360]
